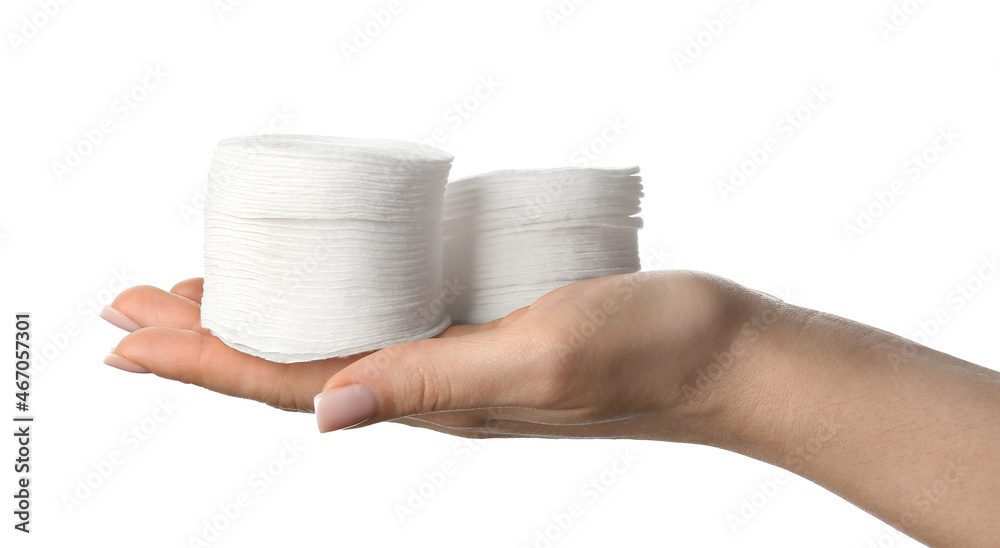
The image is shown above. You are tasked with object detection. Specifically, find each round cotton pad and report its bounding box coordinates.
[442,166,644,324]
[201,134,453,363]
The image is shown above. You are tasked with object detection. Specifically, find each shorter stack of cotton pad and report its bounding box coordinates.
[201,134,453,363]
[442,167,643,324]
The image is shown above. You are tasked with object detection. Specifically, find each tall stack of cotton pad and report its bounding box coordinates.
[201,134,453,363]
[442,167,643,324]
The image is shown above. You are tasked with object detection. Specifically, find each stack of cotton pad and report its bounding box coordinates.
[442,167,643,324]
[201,134,453,363]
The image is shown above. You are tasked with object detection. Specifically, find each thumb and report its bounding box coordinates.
[312,323,549,433]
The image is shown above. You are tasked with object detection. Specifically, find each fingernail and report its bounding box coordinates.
[100,306,141,332]
[314,385,378,433]
[104,351,149,374]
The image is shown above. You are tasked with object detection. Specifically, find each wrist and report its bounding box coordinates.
[662,277,792,448]
[703,296,880,472]
[700,299,815,459]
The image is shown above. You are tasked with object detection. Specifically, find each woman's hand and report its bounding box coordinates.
[102,277,360,413]
[103,270,775,443]
[104,270,1000,546]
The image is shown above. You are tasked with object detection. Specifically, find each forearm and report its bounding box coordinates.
[715,301,1000,547]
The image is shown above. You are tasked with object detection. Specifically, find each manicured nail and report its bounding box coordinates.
[314,385,378,433]
[104,351,149,374]
[100,306,141,332]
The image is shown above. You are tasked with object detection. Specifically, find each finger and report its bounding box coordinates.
[498,306,531,327]
[104,285,206,333]
[437,323,491,338]
[404,406,600,429]
[394,413,632,440]
[390,416,523,439]
[390,416,484,438]
[110,327,351,411]
[170,278,204,304]
[465,417,640,439]
[313,320,560,432]
[436,306,530,338]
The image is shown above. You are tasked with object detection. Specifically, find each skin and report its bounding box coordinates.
[106,270,1000,547]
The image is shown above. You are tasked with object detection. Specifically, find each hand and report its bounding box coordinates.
[102,278,359,413]
[103,271,772,442]
[105,271,1000,547]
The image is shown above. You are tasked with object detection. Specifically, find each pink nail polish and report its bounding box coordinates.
[314,385,378,433]
[100,306,141,332]
[104,352,149,374]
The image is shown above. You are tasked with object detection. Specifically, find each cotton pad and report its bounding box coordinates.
[201,134,453,363]
[442,167,643,324]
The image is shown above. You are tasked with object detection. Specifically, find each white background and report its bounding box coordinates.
[3,1,999,547]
